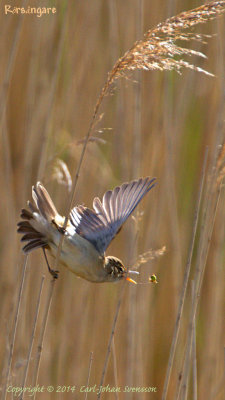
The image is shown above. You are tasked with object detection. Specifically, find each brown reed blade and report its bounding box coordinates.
[216,140,225,183]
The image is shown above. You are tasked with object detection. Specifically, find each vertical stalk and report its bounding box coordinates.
[97,281,126,400]
[1,257,28,400]
[32,278,55,397]
[20,276,45,399]
[162,148,208,400]
[192,281,198,400]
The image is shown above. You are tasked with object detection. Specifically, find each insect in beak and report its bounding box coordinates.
[126,270,139,284]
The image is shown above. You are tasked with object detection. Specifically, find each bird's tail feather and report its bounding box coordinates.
[17,182,59,254]
[32,182,58,221]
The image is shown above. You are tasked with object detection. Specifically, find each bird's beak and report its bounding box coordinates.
[126,277,137,284]
[126,269,139,284]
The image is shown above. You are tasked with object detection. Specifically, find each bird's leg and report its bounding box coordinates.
[42,247,59,280]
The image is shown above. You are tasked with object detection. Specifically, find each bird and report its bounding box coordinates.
[17,177,156,283]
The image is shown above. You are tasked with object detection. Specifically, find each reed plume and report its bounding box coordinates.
[131,246,166,270]
[99,0,225,102]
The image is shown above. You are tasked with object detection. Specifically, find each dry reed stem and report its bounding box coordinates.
[162,0,182,294]
[108,0,127,180]
[162,1,183,287]
[216,140,225,184]
[37,4,68,181]
[125,230,139,391]
[97,281,126,400]
[0,0,28,127]
[204,192,225,400]
[224,347,225,399]
[32,278,55,398]
[196,187,222,294]
[177,134,223,397]
[112,338,119,400]
[178,183,222,400]
[191,281,198,400]
[1,257,28,400]
[131,1,143,180]
[20,276,45,399]
[126,1,144,390]
[0,4,28,392]
[84,351,93,400]
[23,25,42,201]
[26,5,68,390]
[176,280,198,400]
[2,118,16,235]
[161,148,208,400]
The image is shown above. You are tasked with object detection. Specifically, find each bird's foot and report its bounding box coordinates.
[42,247,59,280]
[48,267,59,280]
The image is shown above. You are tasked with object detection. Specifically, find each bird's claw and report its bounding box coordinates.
[49,268,59,280]
[42,248,59,280]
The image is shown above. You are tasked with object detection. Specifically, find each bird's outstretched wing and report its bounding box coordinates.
[70,177,156,254]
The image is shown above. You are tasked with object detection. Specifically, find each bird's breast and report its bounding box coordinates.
[48,231,108,282]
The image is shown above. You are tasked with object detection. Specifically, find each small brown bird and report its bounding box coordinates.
[17,177,156,283]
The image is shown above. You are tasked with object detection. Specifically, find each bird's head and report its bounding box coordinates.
[104,256,138,283]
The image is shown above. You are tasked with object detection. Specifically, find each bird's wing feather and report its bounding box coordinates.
[69,177,156,254]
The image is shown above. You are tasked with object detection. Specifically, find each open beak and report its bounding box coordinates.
[126,269,139,284]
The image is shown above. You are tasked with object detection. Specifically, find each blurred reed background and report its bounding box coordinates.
[0,0,224,399]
